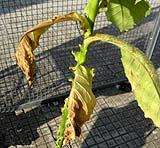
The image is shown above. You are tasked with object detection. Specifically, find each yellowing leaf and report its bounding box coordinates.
[64,65,96,143]
[83,33,160,127]
[120,46,160,127]
[15,12,91,87]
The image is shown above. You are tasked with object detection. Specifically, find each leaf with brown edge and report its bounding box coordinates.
[15,12,91,87]
[15,19,53,87]
[64,65,96,143]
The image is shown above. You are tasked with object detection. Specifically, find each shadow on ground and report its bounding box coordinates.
[81,101,155,148]
[0,101,63,148]
[0,86,124,147]
[0,86,158,148]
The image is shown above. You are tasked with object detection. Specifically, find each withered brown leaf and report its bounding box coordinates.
[15,12,91,87]
[64,65,96,143]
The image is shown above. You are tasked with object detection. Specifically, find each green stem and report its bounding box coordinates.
[73,0,100,66]
[72,0,100,67]
[56,2,101,147]
[83,33,135,50]
[56,98,69,148]
[85,0,100,32]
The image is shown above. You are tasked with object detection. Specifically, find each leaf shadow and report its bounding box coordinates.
[81,100,156,148]
[0,86,129,148]
[0,102,63,147]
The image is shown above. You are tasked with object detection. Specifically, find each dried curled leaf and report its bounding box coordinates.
[15,20,53,86]
[64,65,96,143]
[15,12,91,87]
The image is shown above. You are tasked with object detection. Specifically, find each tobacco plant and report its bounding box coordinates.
[15,0,160,147]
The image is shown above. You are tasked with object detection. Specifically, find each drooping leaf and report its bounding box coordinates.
[15,12,91,87]
[106,0,151,32]
[83,33,160,127]
[120,47,160,127]
[15,19,53,86]
[64,65,96,143]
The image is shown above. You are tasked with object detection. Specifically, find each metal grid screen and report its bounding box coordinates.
[0,0,160,112]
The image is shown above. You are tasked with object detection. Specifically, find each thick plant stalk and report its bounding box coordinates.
[84,0,100,32]
[72,0,100,67]
[56,98,69,148]
[56,1,101,147]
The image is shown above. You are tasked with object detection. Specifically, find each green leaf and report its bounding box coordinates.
[106,0,151,32]
[121,47,160,127]
[83,33,160,127]
[84,0,100,31]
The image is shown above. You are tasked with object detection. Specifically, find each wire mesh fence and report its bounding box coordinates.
[0,0,160,112]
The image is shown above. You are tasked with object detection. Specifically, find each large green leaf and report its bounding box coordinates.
[121,47,160,127]
[83,33,160,127]
[106,0,151,32]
